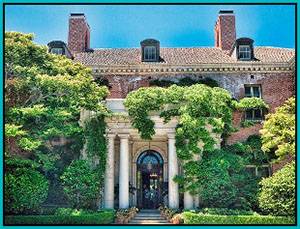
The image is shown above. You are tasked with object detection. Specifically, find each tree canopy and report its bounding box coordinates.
[260,97,295,160]
[5,31,108,171]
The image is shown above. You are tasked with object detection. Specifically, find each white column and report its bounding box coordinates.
[119,134,130,208]
[184,191,194,209]
[168,133,179,208]
[184,153,201,209]
[194,195,200,208]
[104,134,116,209]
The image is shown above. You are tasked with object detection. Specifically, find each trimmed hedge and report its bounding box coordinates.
[5,211,115,225]
[182,212,295,225]
[200,208,255,216]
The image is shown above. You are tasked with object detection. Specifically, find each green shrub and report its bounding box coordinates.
[200,208,255,215]
[60,160,100,209]
[5,210,115,225]
[54,208,93,216]
[195,149,258,210]
[258,162,295,216]
[181,212,295,225]
[5,167,49,214]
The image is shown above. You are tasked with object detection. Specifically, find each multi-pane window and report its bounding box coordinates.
[244,85,263,121]
[238,45,251,60]
[144,46,157,61]
[245,85,261,98]
[245,165,271,178]
[51,48,63,55]
[245,109,263,121]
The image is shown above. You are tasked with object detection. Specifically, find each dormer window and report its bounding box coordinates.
[238,45,251,60]
[47,40,73,59]
[144,46,157,61]
[140,39,160,62]
[233,37,255,61]
[51,47,63,55]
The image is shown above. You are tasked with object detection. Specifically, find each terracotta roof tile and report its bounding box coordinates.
[73,47,294,66]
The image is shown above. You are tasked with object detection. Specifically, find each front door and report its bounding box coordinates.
[137,150,163,209]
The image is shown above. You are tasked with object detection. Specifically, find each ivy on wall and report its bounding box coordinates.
[124,84,268,197]
[84,115,107,186]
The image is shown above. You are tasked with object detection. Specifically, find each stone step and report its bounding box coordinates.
[139,210,160,213]
[135,214,161,217]
[129,220,169,224]
[134,215,163,219]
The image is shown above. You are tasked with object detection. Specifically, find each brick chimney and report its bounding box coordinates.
[214,10,236,51]
[68,13,90,54]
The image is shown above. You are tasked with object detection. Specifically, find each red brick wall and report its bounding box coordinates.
[106,75,150,98]
[227,72,295,144]
[215,14,236,51]
[101,71,294,144]
[68,16,90,54]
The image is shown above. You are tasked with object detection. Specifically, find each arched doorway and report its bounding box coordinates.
[136,150,164,209]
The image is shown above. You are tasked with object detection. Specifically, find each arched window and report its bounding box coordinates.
[137,150,163,172]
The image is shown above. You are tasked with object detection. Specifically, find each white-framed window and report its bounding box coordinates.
[144,46,157,61]
[245,85,261,98]
[245,109,263,121]
[245,164,271,178]
[238,45,251,60]
[244,85,263,121]
[51,48,63,55]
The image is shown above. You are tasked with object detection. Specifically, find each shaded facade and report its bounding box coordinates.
[49,10,295,209]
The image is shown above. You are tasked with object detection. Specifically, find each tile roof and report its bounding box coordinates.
[73,47,294,67]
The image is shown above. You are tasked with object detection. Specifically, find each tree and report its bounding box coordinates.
[260,97,295,160]
[5,32,109,210]
[5,31,108,166]
[258,162,295,216]
[60,160,100,209]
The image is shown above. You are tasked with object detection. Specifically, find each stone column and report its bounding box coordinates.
[119,134,130,208]
[184,153,201,209]
[184,191,194,209]
[168,133,179,208]
[104,133,116,209]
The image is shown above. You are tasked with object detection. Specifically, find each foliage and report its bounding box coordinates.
[84,115,107,182]
[182,149,258,210]
[159,205,180,220]
[5,31,108,169]
[5,163,49,214]
[60,160,101,209]
[149,77,219,88]
[5,210,116,225]
[200,208,255,215]
[236,97,269,110]
[241,120,255,128]
[258,162,295,216]
[115,207,139,224]
[124,84,267,197]
[54,208,94,216]
[260,97,295,160]
[5,32,109,210]
[181,211,295,225]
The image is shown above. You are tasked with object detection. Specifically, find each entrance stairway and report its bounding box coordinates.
[129,209,170,225]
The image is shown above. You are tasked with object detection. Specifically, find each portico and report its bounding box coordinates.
[103,109,180,209]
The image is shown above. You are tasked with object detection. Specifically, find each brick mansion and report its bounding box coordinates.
[48,10,295,210]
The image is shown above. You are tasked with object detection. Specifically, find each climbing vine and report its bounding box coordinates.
[84,115,107,182]
[124,84,268,195]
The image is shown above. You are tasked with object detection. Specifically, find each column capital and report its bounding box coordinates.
[106,133,116,139]
[118,133,130,139]
[167,133,176,139]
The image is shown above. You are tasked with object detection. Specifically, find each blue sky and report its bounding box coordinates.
[5,5,295,48]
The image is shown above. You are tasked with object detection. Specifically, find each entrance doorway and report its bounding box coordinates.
[137,150,163,209]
